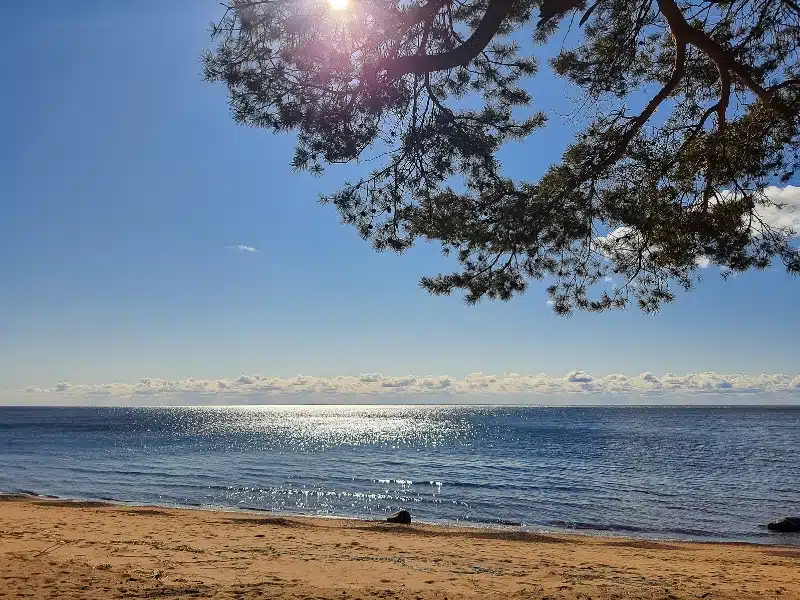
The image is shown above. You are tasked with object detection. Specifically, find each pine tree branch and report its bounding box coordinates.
[656,0,792,117]
[596,42,687,172]
[389,0,450,54]
[381,0,515,80]
[538,0,584,27]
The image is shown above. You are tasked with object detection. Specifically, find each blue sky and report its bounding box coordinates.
[2,0,799,399]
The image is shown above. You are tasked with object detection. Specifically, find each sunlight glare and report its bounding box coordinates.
[327,0,349,10]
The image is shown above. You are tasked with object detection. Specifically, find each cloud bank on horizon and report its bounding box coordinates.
[8,370,800,405]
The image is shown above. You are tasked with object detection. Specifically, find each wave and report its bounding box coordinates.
[455,515,523,526]
[549,519,728,539]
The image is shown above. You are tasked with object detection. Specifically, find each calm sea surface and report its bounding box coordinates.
[1,405,798,544]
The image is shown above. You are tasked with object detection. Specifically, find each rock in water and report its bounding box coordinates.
[387,510,411,524]
[767,517,800,532]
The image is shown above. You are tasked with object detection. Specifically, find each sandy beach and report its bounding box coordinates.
[1,495,798,600]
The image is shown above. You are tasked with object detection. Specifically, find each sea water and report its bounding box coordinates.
[1,405,798,544]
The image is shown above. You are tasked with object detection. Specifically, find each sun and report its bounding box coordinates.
[327,0,349,10]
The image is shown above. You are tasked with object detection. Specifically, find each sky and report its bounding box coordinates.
[1,0,799,404]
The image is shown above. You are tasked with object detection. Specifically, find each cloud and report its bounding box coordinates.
[566,370,593,384]
[594,226,641,259]
[380,375,419,388]
[595,186,800,270]
[596,229,711,269]
[227,245,258,253]
[758,185,800,235]
[6,370,800,405]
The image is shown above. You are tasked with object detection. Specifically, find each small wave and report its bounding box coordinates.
[458,516,523,526]
[550,520,725,539]
[371,479,443,486]
[52,466,194,479]
[550,520,648,534]
[4,489,60,499]
[663,526,724,538]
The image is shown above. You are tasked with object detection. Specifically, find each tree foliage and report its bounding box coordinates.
[205,0,800,313]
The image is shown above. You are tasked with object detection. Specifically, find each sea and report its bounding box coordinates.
[1,405,798,545]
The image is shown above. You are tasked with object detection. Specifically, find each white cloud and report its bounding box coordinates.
[380,375,419,388]
[595,226,640,259]
[566,370,593,384]
[228,244,258,253]
[7,370,800,405]
[759,185,800,234]
[594,186,800,270]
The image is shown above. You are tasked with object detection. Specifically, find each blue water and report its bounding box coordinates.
[1,405,798,545]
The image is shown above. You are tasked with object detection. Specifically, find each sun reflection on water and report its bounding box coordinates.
[160,405,473,451]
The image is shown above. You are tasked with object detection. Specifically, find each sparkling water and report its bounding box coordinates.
[1,405,798,544]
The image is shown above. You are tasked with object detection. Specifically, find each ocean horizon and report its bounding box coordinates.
[4,395,800,407]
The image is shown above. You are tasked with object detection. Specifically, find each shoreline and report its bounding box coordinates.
[2,495,799,599]
[2,489,793,548]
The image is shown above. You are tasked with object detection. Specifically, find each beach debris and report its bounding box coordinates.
[386,510,411,524]
[767,517,800,532]
[34,541,66,557]
[470,565,497,574]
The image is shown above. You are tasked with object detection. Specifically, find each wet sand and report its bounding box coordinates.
[1,495,798,599]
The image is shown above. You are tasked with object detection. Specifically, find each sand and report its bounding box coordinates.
[1,495,798,599]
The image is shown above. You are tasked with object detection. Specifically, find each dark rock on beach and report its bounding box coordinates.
[767,517,800,532]
[386,510,411,524]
